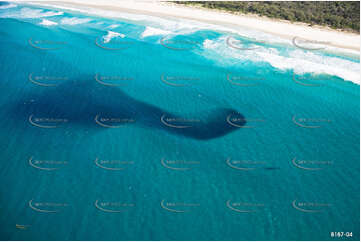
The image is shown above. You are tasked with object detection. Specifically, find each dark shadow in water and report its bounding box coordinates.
[263,167,281,170]
[9,76,245,140]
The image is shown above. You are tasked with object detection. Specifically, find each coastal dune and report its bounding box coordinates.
[13,0,360,52]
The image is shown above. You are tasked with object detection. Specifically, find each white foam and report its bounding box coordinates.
[107,24,119,29]
[141,26,171,38]
[201,37,360,84]
[203,39,214,49]
[102,31,125,43]
[0,7,63,19]
[39,19,58,26]
[60,17,91,25]
[0,3,17,9]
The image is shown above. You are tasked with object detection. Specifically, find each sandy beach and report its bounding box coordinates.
[10,0,360,52]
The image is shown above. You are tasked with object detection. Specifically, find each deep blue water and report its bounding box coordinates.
[0,2,359,241]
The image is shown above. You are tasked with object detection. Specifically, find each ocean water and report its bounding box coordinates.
[0,2,359,241]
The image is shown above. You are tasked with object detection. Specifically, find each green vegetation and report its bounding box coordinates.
[174,1,360,32]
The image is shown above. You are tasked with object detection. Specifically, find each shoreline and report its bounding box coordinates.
[12,0,360,53]
[166,2,359,35]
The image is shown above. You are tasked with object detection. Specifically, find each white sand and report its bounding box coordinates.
[12,0,360,52]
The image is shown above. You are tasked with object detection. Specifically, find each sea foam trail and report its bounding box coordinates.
[39,19,58,26]
[0,3,17,9]
[107,24,119,29]
[201,36,360,85]
[141,26,171,38]
[59,17,91,25]
[0,7,63,18]
[102,31,125,43]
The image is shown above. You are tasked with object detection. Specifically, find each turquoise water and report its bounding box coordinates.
[0,2,359,241]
